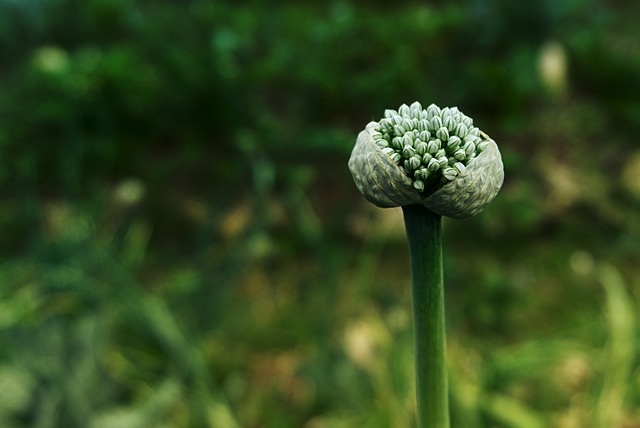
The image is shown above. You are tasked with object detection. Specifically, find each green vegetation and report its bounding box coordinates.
[1,0,640,427]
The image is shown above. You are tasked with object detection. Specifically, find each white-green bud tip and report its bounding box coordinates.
[348,102,504,219]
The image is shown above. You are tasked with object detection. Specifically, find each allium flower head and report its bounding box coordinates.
[349,102,504,218]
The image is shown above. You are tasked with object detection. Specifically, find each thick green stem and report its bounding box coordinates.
[402,205,449,428]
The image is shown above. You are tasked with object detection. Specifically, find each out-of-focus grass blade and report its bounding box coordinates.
[595,264,637,427]
[0,366,34,424]
[90,377,181,428]
[481,393,546,428]
[207,400,242,428]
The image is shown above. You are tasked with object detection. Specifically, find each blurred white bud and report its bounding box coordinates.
[113,178,146,207]
[32,46,69,74]
[539,41,568,96]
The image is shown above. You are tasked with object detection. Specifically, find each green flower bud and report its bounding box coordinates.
[463,116,473,128]
[416,140,428,155]
[393,114,403,125]
[429,116,443,131]
[402,118,414,131]
[427,158,440,172]
[385,109,397,119]
[437,155,448,169]
[403,145,416,159]
[415,167,429,180]
[413,179,425,191]
[410,101,423,118]
[391,136,403,149]
[399,103,411,117]
[381,147,395,156]
[408,155,422,170]
[402,133,414,147]
[447,135,461,151]
[454,123,468,138]
[390,152,402,163]
[422,153,433,164]
[464,141,476,156]
[419,130,431,141]
[427,139,441,154]
[442,167,458,181]
[394,125,407,135]
[441,107,452,118]
[454,148,466,161]
[426,104,441,120]
[436,127,449,141]
[443,116,457,132]
[464,134,478,144]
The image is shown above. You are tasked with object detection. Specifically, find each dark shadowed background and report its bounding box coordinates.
[0,0,639,427]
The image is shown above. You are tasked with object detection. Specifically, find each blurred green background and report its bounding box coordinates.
[1,0,639,427]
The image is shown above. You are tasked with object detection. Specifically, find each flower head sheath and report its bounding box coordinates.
[348,102,504,218]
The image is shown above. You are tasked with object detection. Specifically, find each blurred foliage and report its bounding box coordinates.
[1,0,640,427]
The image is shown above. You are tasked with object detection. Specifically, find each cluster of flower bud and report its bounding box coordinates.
[370,102,490,194]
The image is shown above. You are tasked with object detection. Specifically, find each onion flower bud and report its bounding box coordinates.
[348,102,504,219]
[436,127,450,142]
